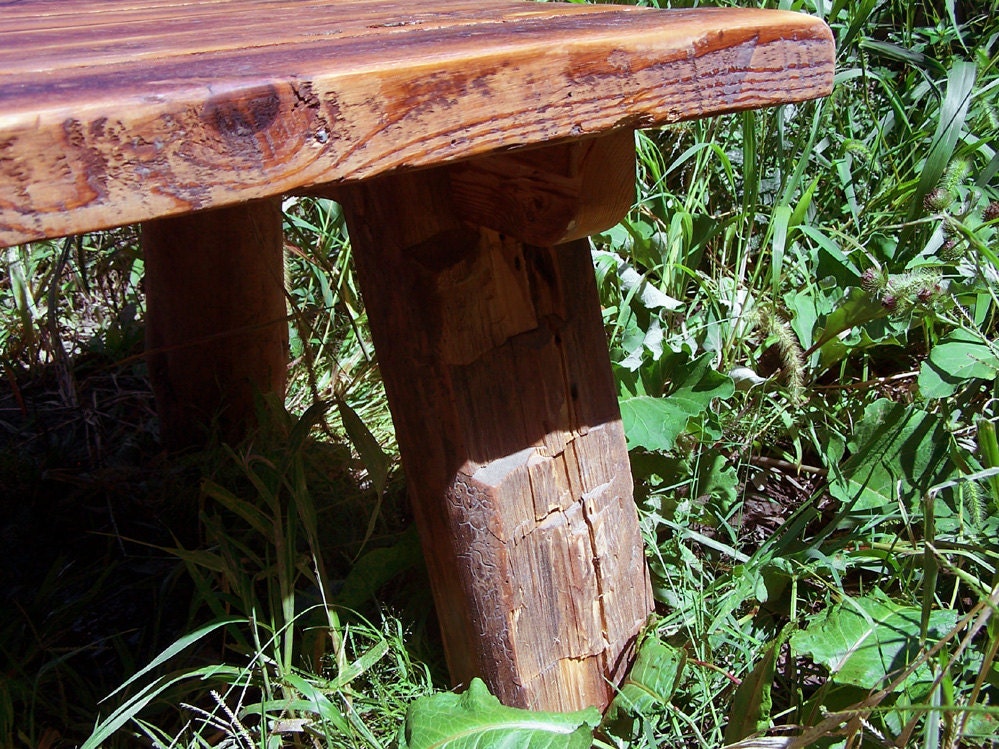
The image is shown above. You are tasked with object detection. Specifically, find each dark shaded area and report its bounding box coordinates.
[0,347,436,747]
[0,353,200,746]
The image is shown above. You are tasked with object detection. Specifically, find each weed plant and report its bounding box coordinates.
[2,0,998,747]
[595,0,999,746]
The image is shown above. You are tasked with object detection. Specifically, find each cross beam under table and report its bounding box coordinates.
[0,0,835,713]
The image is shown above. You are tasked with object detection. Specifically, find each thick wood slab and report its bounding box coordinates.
[0,0,834,247]
[339,163,654,712]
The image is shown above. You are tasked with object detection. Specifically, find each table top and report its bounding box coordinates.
[0,0,834,248]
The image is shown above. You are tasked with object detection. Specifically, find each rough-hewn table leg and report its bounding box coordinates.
[337,131,653,712]
[141,198,288,448]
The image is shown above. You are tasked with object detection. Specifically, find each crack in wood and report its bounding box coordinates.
[339,165,653,712]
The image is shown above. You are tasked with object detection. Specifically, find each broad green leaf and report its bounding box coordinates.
[592,249,682,313]
[790,595,958,694]
[399,678,599,749]
[918,329,999,398]
[619,395,702,452]
[698,453,739,510]
[604,637,685,731]
[619,351,734,452]
[619,317,664,371]
[787,288,820,353]
[668,352,733,400]
[918,359,964,400]
[828,399,953,512]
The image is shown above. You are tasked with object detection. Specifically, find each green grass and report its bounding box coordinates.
[3,0,999,747]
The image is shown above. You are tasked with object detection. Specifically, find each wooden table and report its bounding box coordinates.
[0,0,833,713]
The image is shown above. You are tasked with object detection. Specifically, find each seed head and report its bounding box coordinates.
[923,188,951,212]
[861,267,886,294]
[916,285,940,303]
[943,158,971,192]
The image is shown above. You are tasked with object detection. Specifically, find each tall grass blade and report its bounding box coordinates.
[768,205,791,299]
[901,61,977,261]
[281,672,351,733]
[102,618,244,702]
[82,664,247,749]
[836,0,881,52]
[975,418,999,510]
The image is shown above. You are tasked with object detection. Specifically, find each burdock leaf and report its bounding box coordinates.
[919,328,999,398]
[399,678,599,749]
[604,637,685,735]
[790,595,958,693]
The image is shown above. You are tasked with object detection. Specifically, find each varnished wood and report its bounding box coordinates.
[0,0,834,248]
[338,162,653,712]
[142,198,288,448]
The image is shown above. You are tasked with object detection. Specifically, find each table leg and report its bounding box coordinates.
[337,134,653,712]
[141,198,288,448]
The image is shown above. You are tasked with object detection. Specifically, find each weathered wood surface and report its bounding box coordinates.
[449,129,636,247]
[0,0,834,248]
[142,198,288,448]
[337,149,653,712]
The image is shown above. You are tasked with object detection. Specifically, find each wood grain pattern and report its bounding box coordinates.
[338,162,654,712]
[449,129,636,247]
[0,0,834,247]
